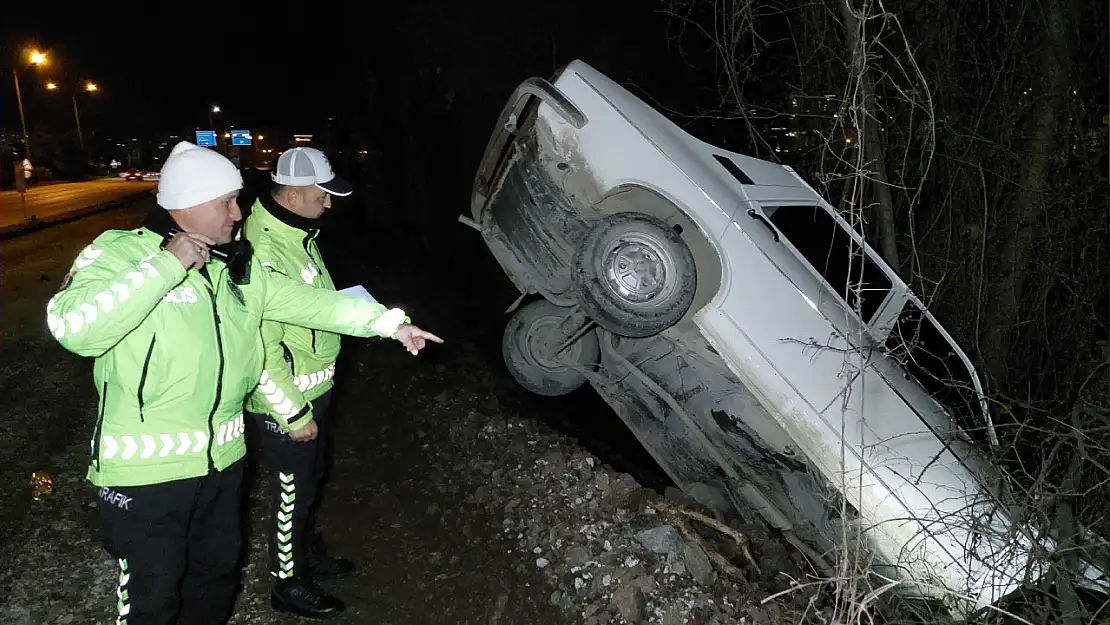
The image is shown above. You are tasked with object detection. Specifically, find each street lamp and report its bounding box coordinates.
[12,48,47,159]
[209,104,221,131]
[73,82,99,149]
[46,80,99,149]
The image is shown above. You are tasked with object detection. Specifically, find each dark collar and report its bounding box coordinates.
[259,191,321,234]
[142,205,180,237]
[142,205,254,284]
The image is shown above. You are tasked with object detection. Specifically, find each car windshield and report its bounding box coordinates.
[883,300,990,440]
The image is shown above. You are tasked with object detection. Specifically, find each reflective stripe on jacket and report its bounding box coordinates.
[242,196,342,431]
[48,218,409,488]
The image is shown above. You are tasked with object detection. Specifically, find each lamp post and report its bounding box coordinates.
[47,80,98,149]
[12,49,47,159]
[209,105,224,152]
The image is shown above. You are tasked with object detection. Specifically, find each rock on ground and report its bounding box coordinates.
[0,336,823,625]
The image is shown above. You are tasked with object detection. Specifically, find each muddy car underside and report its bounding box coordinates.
[467,86,884,601]
[461,59,1110,620]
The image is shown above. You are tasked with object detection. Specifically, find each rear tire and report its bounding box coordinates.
[573,213,697,338]
[501,299,600,397]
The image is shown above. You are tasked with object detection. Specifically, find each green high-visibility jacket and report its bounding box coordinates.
[242,196,342,432]
[47,215,410,488]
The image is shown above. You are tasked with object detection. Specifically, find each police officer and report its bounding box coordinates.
[47,141,442,625]
[241,147,373,617]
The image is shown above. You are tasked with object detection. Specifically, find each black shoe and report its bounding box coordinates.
[271,577,346,620]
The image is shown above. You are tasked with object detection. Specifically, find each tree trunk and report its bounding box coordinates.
[838,0,901,275]
[978,0,1074,387]
[1055,444,1085,625]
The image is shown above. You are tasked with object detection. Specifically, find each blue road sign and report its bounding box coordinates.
[196,130,217,147]
[231,129,252,146]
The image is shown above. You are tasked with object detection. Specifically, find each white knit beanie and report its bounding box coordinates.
[156,141,244,210]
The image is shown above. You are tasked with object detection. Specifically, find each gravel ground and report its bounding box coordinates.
[0,339,818,625]
[0,201,825,625]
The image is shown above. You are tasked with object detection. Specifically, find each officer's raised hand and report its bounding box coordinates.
[394,324,443,355]
[166,231,215,270]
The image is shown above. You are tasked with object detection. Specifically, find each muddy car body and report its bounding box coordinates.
[464,60,1107,618]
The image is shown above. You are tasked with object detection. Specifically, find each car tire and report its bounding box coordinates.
[573,213,697,338]
[501,299,600,397]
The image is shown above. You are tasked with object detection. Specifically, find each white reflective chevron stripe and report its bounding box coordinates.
[294,363,337,393]
[216,414,246,446]
[47,254,162,340]
[274,472,296,579]
[140,434,156,460]
[299,263,319,284]
[125,271,145,290]
[73,245,103,270]
[95,292,115,312]
[159,433,174,457]
[371,308,407,336]
[120,435,138,460]
[138,252,159,278]
[80,302,99,325]
[191,430,208,453]
[99,425,224,461]
[65,311,84,334]
[116,558,130,624]
[258,371,300,423]
[46,298,65,339]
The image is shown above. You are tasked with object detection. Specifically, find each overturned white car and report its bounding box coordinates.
[462,60,1108,619]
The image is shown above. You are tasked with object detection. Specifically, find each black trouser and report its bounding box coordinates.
[96,459,245,625]
[248,389,332,581]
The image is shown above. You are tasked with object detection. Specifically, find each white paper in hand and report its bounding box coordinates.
[338,284,379,305]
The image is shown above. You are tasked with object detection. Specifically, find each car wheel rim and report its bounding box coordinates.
[524,316,581,372]
[601,232,676,307]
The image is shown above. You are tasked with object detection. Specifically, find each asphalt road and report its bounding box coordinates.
[0,179,156,229]
[0,199,577,624]
[0,201,150,491]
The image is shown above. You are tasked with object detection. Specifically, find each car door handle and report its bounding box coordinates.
[747,209,780,243]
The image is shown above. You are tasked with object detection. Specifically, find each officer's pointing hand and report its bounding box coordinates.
[166,231,215,270]
[394,324,444,356]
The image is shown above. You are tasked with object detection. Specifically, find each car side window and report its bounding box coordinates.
[762,205,893,323]
[883,300,987,438]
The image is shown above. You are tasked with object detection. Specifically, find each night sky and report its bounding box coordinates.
[1,3,364,135]
[1,1,723,144]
